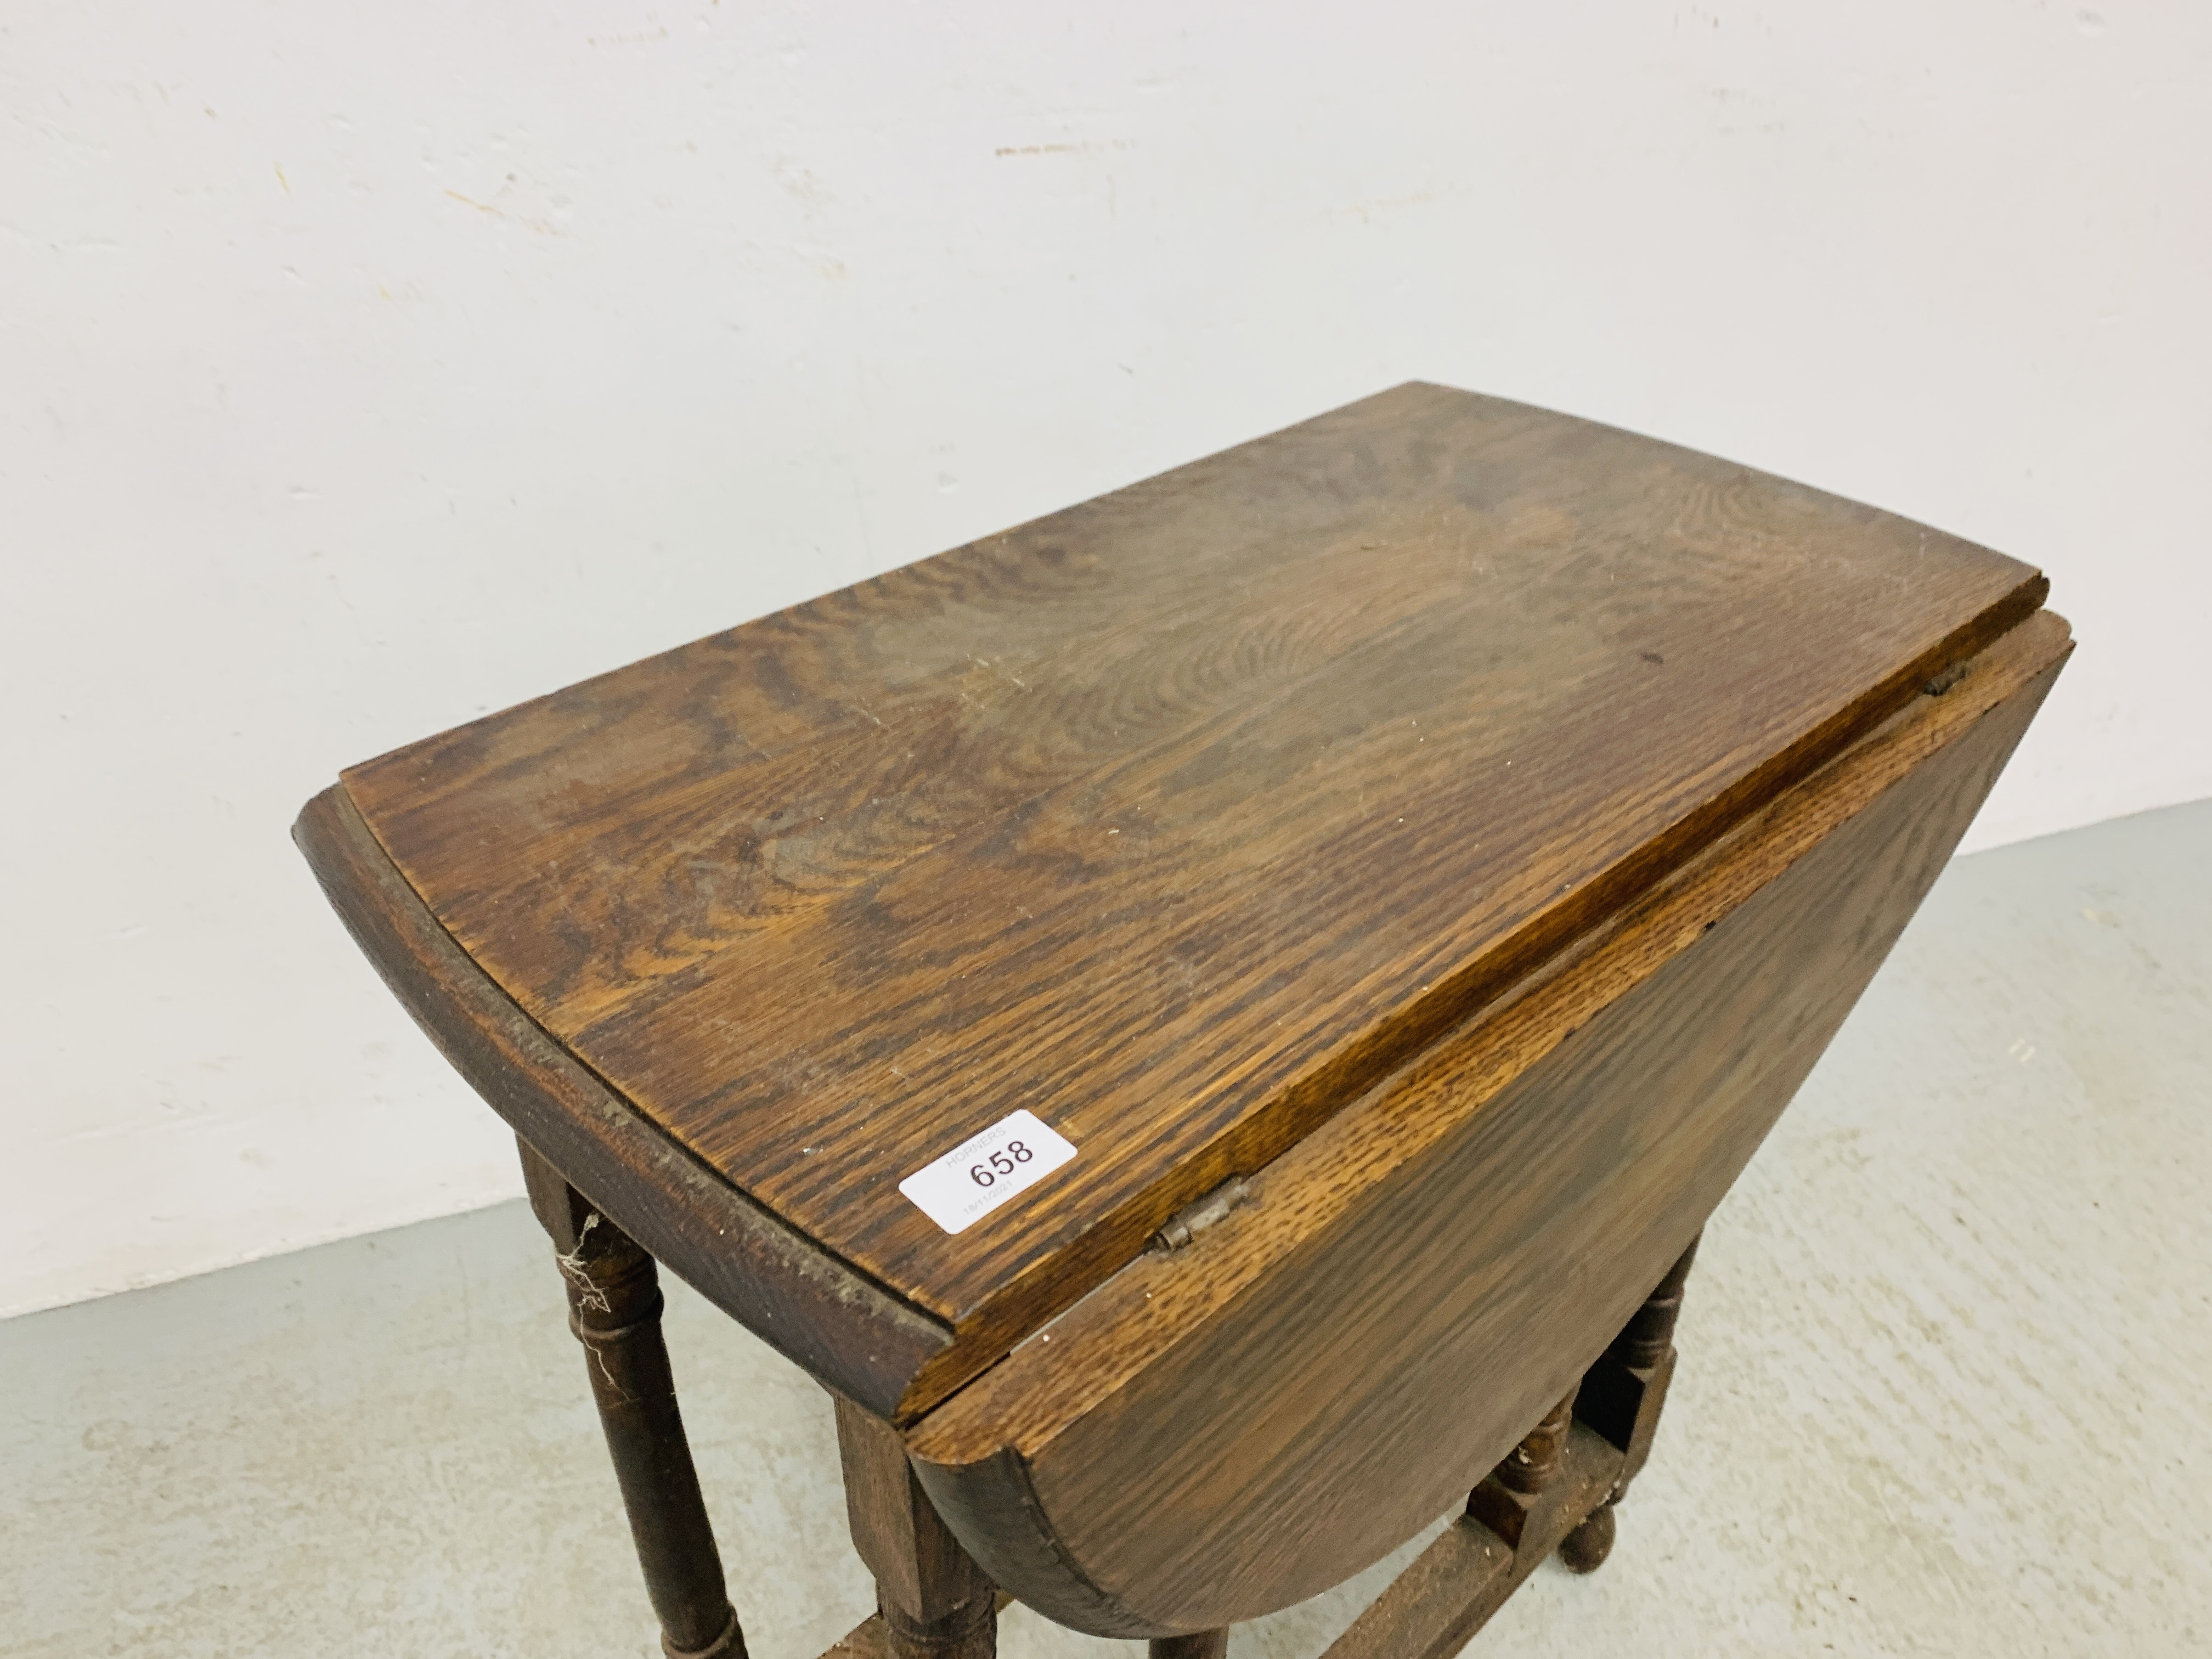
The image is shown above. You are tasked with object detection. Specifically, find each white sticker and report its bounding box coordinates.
[898,1109,1077,1236]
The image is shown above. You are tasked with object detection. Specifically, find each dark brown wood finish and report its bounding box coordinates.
[1315,1245,1700,1652]
[1466,1389,1579,1550]
[817,1596,1017,1659]
[906,613,2069,1633]
[292,786,951,1418]
[1316,1509,1515,1659]
[334,383,2046,1413]
[1149,1632,1231,1659]
[1300,1250,1704,1659]
[518,1140,745,1659]
[1551,1491,1617,1576]
[834,1396,998,1659]
[1318,1421,1626,1659]
[1560,1233,1702,1573]
[298,387,2074,1657]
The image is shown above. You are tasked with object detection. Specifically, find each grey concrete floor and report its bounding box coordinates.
[5,799,2208,1658]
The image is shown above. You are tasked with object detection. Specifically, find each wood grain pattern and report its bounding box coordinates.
[906,613,2069,1633]
[291,786,952,1418]
[835,1396,997,1659]
[334,383,2046,1411]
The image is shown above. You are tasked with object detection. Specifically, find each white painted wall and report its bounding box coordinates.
[5,2,2207,1319]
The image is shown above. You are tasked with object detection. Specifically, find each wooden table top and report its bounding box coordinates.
[338,383,2044,1373]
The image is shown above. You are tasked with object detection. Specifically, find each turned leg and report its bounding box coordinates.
[1465,1384,1579,1552]
[520,1138,744,1659]
[1558,1231,1701,1574]
[834,1396,997,1659]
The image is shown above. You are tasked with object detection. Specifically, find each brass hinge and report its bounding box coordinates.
[1152,1176,1253,1251]
[1923,657,1974,697]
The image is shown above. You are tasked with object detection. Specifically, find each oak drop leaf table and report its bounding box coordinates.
[296,384,2068,1659]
